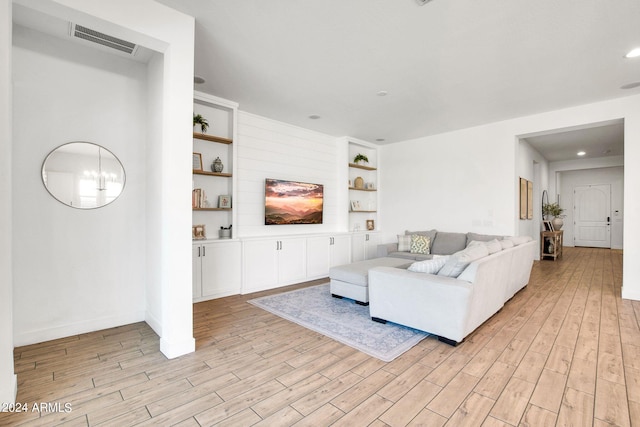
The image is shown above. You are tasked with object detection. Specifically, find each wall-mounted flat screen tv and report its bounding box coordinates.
[265,178,323,225]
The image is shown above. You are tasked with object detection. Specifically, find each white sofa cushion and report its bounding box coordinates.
[407,256,450,274]
[438,244,489,278]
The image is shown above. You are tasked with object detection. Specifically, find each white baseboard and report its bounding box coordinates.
[145,310,162,337]
[13,311,146,347]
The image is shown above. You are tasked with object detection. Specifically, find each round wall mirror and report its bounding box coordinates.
[42,142,126,209]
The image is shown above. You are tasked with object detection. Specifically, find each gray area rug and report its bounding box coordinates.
[248,283,429,362]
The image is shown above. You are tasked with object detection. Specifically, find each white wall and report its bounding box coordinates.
[12,0,196,359]
[145,51,164,335]
[12,24,148,345]
[236,112,342,237]
[517,138,548,247]
[557,165,624,249]
[379,121,517,243]
[1,0,17,405]
[380,94,640,300]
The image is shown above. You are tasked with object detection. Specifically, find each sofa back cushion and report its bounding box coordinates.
[431,231,467,255]
[405,229,437,240]
[438,244,489,278]
[466,232,503,246]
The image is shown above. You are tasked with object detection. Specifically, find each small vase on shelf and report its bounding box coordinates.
[211,157,223,173]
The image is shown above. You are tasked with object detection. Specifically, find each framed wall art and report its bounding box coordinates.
[519,178,527,220]
[192,152,203,171]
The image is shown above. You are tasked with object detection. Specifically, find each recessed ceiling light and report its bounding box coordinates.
[624,47,640,58]
[621,82,640,89]
[376,91,388,97]
[308,114,321,120]
[376,138,385,142]
[194,76,205,84]
[577,151,586,156]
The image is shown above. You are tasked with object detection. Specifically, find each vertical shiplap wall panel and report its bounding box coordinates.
[237,112,341,237]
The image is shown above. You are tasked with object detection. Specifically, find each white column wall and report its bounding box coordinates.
[12,0,195,358]
[0,0,17,405]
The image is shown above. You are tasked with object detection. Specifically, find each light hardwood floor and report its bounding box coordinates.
[1,247,638,426]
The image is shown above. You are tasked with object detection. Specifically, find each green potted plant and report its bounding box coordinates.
[543,202,566,230]
[353,153,369,165]
[193,114,209,133]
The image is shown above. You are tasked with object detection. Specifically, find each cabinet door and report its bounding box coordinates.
[243,239,279,292]
[193,245,202,298]
[331,235,352,267]
[351,233,366,263]
[278,238,307,284]
[201,241,241,298]
[306,236,330,278]
[364,233,379,260]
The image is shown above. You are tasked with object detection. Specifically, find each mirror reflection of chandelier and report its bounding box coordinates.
[83,147,117,191]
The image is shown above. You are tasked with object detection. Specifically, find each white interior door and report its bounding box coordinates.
[573,184,611,248]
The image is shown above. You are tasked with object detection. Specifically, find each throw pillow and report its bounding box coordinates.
[500,239,515,249]
[410,235,431,254]
[397,234,411,252]
[408,256,449,274]
[504,235,533,246]
[485,239,503,254]
[438,244,489,278]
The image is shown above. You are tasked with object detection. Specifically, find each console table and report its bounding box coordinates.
[540,230,563,260]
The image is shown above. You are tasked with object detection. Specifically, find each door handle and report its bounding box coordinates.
[202,246,205,257]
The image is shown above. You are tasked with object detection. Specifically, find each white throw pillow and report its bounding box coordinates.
[397,234,411,252]
[504,235,532,246]
[500,239,515,249]
[407,256,450,274]
[438,244,489,278]
[485,239,502,254]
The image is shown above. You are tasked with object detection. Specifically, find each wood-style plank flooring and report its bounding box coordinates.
[1,247,638,426]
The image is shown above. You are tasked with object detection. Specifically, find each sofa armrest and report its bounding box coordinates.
[377,243,398,258]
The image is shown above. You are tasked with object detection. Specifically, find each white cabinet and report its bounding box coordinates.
[242,237,306,293]
[307,234,352,278]
[193,240,241,301]
[351,232,379,262]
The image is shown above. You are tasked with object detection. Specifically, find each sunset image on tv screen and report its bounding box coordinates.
[265,179,323,225]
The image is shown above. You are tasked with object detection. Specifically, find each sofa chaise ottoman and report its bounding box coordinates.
[329,257,411,305]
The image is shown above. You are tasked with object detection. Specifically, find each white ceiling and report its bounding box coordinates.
[154,0,640,151]
[523,121,624,162]
[13,0,638,160]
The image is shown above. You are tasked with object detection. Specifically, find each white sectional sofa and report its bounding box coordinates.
[368,233,536,345]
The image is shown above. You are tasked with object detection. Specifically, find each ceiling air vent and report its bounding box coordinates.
[69,23,138,56]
